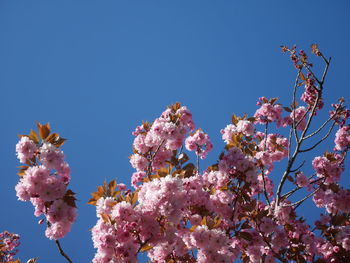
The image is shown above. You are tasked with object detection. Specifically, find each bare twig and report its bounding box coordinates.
[283,187,320,209]
[287,127,293,161]
[276,71,317,205]
[295,107,310,132]
[261,170,271,205]
[292,69,302,143]
[260,123,271,205]
[299,120,336,153]
[303,63,321,86]
[290,160,305,173]
[55,240,73,263]
[303,102,342,140]
[281,175,320,200]
[320,57,331,84]
[196,153,200,173]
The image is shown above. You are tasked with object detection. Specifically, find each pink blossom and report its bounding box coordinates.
[334,125,350,151]
[185,129,213,159]
[236,120,255,136]
[131,171,146,189]
[16,136,38,163]
[296,172,309,188]
[39,143,65,170]
[220,124,237,143]
[254,99,283,125]
[129,154,148,171]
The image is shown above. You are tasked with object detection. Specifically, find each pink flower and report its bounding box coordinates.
[296,172,309,188]
[254,99,283,125]
[334,125,350,151]
[236,120,255,136]
[129,154,148,171]
[16,136,37,163]
[185,129,213,159]
[40,143,65,170]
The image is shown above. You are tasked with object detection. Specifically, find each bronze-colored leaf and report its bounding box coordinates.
[29,130,39,144]
[231,114,238,125]
[132,191,138,206]
[189,225,198,232]
[287,175,294,182]
[200,216,207,226]
[98,186,105,195]
[213,216,222,228]
[270,98,278,105]
[63,189,77,208]
[183,163,196,178]
[139,243,153,252]
[100,213,112,224]
[56,137,66,147]
[36,122,51,139]
[283,106,292,113]
[178,153,189,164]
[45,133,59,144]
[87,199,97,206]
[108,180,117,193]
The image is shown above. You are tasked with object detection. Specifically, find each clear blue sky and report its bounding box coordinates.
[1,1,350,262]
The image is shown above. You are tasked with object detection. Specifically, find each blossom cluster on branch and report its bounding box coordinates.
[8,44,350,263]
[0,231,20,263]
[14,123,77,241]
[86,45,350,263]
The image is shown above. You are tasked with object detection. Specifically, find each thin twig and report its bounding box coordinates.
[276,64,325,206]
[303,63,321,86]
[320,57,331,84]
[290,160,305,173]
[295,107,310,132]
[196,153,200,173]
[261,123,270,205]
[292,69,302,143]
[287,127,293,161]
[281,175,320,200]
[303,102,342,140]
[299,120,336,153]
[55,240,73,263]
[283,187,320,209]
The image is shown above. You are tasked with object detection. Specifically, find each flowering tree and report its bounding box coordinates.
[8,44,350,263]
[0,231,20,263]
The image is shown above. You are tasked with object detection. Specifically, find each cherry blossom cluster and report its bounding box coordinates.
[221,119,255,144]
[12,45,350,262]
[0,231,20,262]
[87,45,350,263]
[15,123,77,240]
[282,106,307,131]
[334,125,350,151]
[185,129,213,159]
[130,103,198,173]
[254,97,283,125]
[254,133,288,171]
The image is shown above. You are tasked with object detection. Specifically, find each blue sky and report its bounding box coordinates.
[1,1,350,262]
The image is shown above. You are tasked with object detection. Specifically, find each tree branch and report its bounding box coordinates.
[55,240,73,263]
[299,120,336,153]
